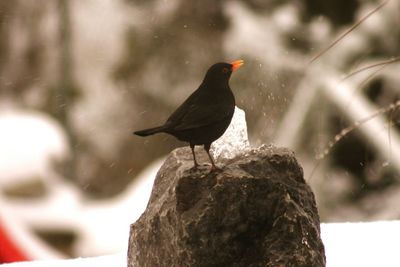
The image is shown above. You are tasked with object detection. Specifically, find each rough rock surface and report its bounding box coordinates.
[128,145,326,267]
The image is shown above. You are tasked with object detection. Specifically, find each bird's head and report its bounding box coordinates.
[203,60,244,85]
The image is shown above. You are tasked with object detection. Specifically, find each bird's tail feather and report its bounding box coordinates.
[133,125,166,136]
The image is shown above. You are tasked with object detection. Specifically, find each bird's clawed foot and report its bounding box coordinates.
[190,162,222,172]
[210,163,222,172]
[204,147,222,172]
[190,144,223,172]
[190,162,199,170]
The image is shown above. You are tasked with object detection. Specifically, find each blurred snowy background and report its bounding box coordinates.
[1,0,400,262]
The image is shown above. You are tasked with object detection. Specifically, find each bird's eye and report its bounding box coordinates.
[222,67,229,73]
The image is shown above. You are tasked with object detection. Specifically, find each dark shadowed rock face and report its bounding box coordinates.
[128,145,325,267]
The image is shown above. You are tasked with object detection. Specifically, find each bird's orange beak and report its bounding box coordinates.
[231,59,244,71]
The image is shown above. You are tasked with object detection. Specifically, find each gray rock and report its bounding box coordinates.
[128,145,325,267]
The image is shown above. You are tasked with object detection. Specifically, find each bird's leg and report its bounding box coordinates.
[204,143,220,171]
[190,144,199,168]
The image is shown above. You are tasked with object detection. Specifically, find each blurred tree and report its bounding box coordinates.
[0,1,79,186]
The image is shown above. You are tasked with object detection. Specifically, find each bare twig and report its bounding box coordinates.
[388,109,393,163]
[344,63,390,111]
[308,100,400,181]
[309,0,390,64]
[341,57,400,82]
[315,100,400,161]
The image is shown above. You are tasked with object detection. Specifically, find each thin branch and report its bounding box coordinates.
[309,0,390,64]
[388,109,393,163]
[308,100,400,181]
[316,100,400,161]
[341,56,400,82]
[344,63,389,111]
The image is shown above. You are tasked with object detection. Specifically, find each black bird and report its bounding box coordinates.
[134,60,244,170]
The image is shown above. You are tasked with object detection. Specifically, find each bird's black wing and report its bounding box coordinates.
[165,84,234,131]
[172,103,233,131]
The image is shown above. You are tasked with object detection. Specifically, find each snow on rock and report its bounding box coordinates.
[211,106,250,160]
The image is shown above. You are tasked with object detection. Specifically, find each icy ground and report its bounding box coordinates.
[322,221,400,267]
